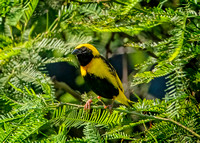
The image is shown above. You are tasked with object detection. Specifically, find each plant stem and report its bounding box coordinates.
[59,103,200,139]
[154,116,200,139]
[143,121,158,143]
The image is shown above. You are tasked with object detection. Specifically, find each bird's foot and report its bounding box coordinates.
[104,99,114,113]
[84,99,92,110]
[97,96,101,99]
[104,105,113,113]
[104,105,113,110]
[97,96,107,107]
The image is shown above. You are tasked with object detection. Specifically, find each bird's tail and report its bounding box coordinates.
[126,99,135,107]
[115,90,134,107]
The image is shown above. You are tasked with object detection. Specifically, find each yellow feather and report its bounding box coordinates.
[80,66,87,76]
[114,90,131,106]
[76,43,132,106]
[75,44,100,56]
[82,58,118,87]
[80,56,131,106]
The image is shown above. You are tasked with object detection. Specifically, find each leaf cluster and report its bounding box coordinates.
[0,0,200,142]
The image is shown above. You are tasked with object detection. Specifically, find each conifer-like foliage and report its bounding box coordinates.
[0,0,200,142]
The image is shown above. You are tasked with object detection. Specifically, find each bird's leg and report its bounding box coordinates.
[104,99,115,113]
[84,99,92,110]
[149,121,153,128]
[97,96,107,107]
[97,96,114,112]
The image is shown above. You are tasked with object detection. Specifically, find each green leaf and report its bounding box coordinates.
[5,7,24,26]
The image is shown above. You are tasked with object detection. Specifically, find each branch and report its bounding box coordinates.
[124,43,159,59]
[58,103,200,139]
[119,109,200,139]
[154,116,200,139]
[105,33,115,59]
[52,77,82,101]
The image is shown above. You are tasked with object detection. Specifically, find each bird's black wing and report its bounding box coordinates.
[99,55,124,92]
[84,73,119,99]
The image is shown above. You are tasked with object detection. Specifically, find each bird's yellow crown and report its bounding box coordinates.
[75,44,100,56]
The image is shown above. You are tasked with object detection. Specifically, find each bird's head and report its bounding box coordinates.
[72,44,100,66]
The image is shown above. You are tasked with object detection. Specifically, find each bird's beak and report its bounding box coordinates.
[72,49,81,55]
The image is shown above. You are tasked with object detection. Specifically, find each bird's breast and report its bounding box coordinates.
[80,66,87,76]
[80,58,110,78]
[80,57,121,93]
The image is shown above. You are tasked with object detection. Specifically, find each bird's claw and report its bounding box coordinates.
[104,105,113,113]
[97,96,101,99]
[84,99,92,110]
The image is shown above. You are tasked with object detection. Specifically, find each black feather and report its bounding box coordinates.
[84,73,119,99]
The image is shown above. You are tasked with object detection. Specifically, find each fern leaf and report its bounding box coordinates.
[105,119,151,136]
[132,62,175,86]
[22,0,39,25]
[83,123,103,143]
[105,131,135,141]
[53,105,124,128]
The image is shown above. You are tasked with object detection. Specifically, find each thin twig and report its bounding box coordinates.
[143,121,158,143]
[52,77,82,101]
[154,116,200,139]
[105,33,115,59]
[58,102,200,139]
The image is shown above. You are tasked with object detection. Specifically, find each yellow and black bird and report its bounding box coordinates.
[72,44,132,109]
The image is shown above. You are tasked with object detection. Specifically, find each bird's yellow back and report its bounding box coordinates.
[73,44,132,106]
[81,57,123,91]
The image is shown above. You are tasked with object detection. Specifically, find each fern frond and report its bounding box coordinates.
[67,137,87,143]
[36,34,92,55]
[133,98,166,113]
[0,47,21,65]
[0,34,13,48]
[0,123,13,143]
[132,62,175,86]
[80,3,103,18]
[105,131,135,141]
[105,119,151,136]
[22,0,39,25]
[7,115,47,142]
[53,105,124,128]
[83,123,103,143]
[92,26,144,34]
[116,0,141,15]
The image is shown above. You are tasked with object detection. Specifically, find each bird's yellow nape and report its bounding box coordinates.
[75,44,100,56]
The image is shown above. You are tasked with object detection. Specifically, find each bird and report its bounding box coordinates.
[72,44,133,109]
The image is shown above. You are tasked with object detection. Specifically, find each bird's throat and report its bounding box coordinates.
[80,66,87,76]
[77,53,93,66]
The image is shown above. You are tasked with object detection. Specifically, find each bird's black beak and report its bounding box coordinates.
[72,49,81,55]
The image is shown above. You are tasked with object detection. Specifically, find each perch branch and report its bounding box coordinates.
[57,103,200,139]
[52,77,82,101]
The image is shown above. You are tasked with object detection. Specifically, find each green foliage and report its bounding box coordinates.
[0,0,200,142]
[83,123,103,143]
[53,105,124,128]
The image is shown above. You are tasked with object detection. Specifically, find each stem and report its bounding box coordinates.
[58,103,200,139]
[105,33,114,59]
[143,121,158,143]
[154,116,200,139]
[9,26,14,41]
[46,10,49,31]
[169,15,187,62]
[52,77,82,101]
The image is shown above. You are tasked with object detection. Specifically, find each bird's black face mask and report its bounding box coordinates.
[72,46,94,66]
